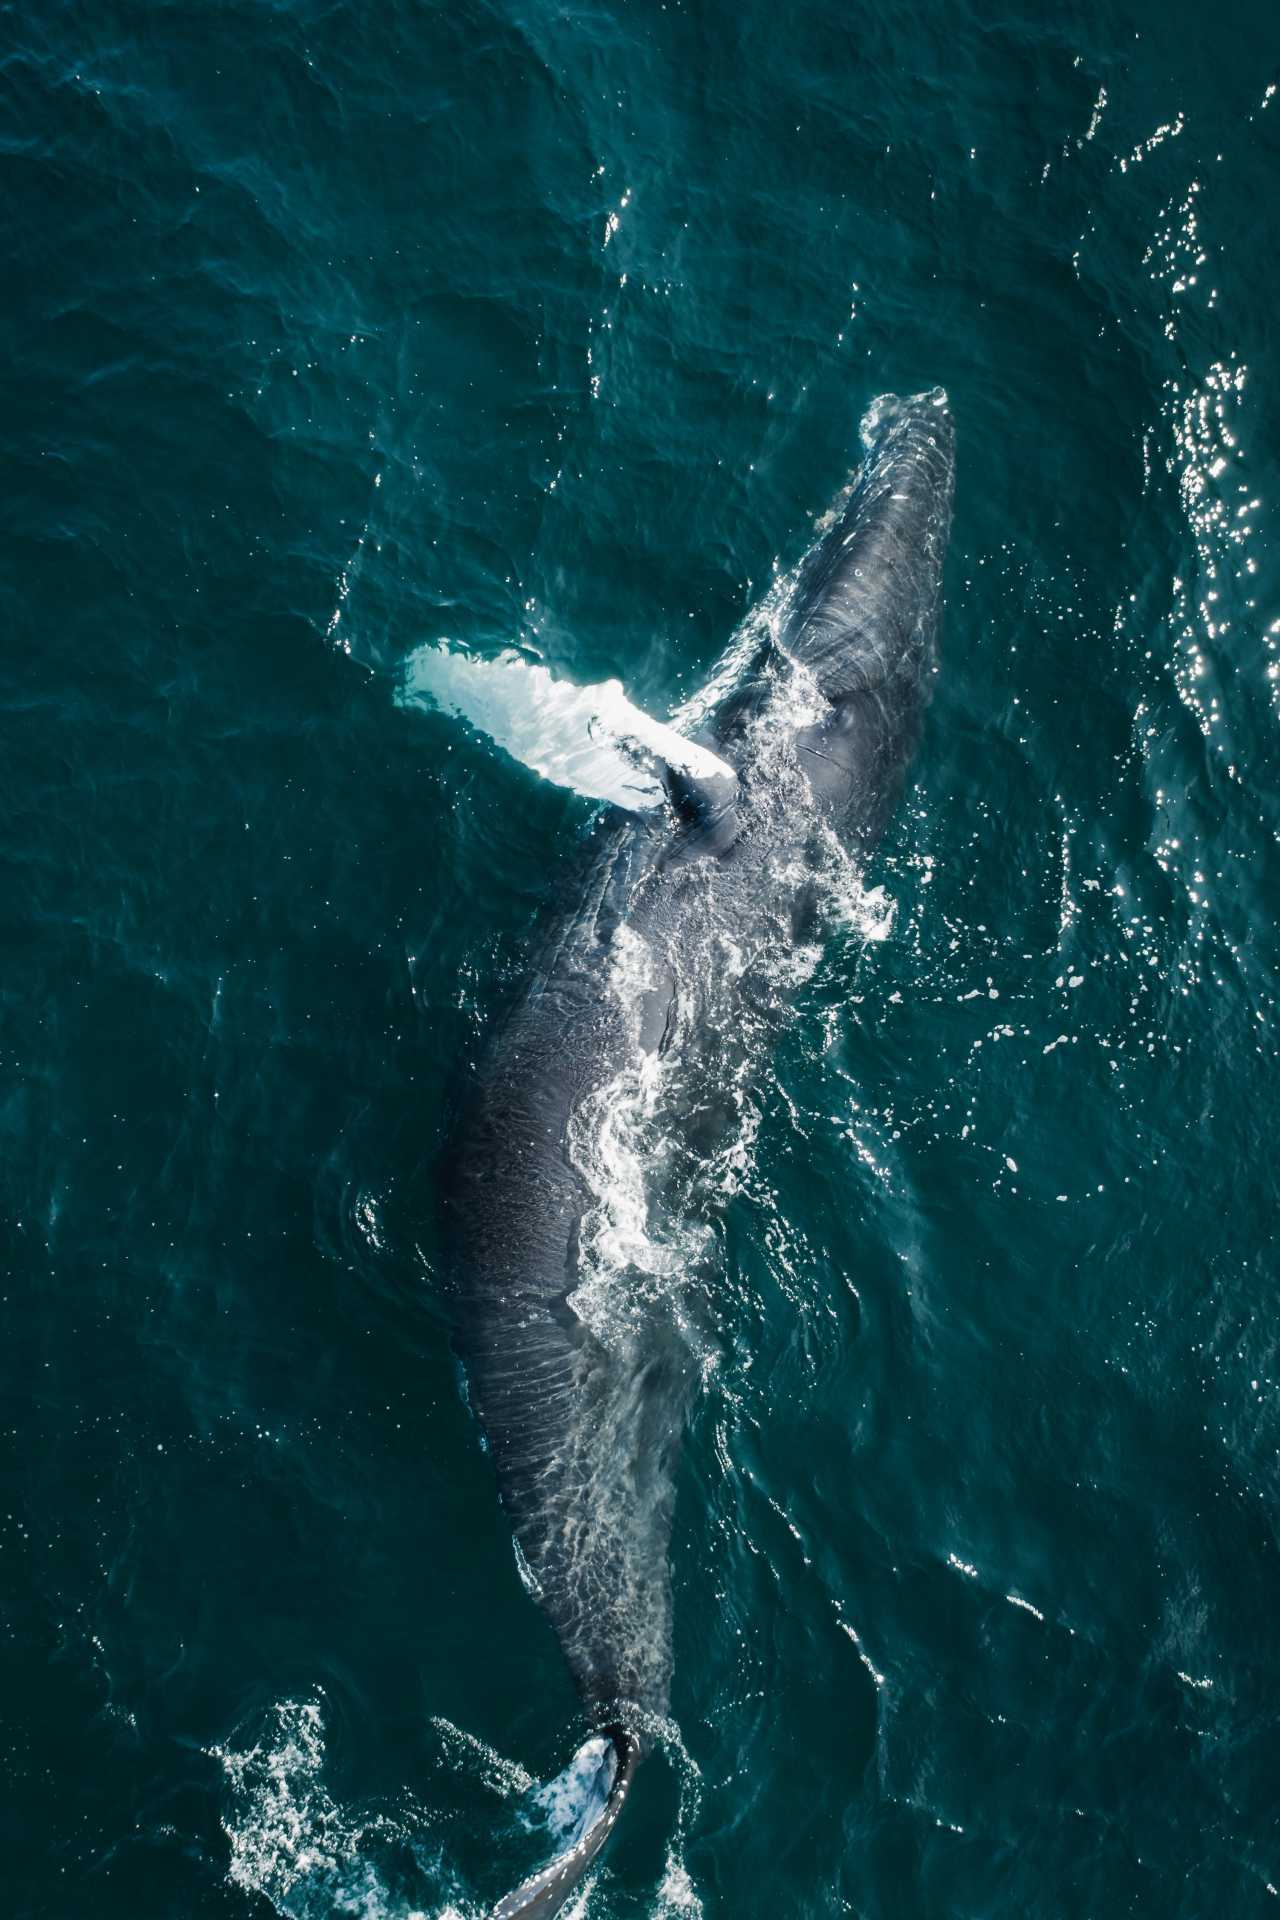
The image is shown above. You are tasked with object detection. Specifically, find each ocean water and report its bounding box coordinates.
[3,1,1279,1915]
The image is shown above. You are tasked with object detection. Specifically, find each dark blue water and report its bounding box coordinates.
[4,2,1279,1914]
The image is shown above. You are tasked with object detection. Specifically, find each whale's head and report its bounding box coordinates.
[784,388,955,702]
[781,389,955,848]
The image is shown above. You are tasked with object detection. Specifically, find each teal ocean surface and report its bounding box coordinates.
[3,2,1279,1914]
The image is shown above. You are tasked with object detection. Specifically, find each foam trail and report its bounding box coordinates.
[210,1698,476,1920]
[397,645,736,811]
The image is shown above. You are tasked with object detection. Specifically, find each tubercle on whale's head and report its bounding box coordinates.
[855,388,955,524]
[860,384,952,450]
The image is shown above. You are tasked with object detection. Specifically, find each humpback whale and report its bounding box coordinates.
[443,390,954,1917]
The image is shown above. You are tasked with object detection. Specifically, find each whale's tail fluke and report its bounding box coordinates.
[490,1726,638,1920]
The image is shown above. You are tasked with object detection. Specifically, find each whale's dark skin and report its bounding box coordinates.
[443,391,954,1918]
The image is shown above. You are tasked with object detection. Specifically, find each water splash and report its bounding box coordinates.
[211,1699,707,1919]
[209,1699,453,1920]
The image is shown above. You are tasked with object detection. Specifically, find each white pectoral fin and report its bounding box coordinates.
[398,643,737,815]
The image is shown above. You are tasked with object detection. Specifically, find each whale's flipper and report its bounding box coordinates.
[491,1727,638,1920]
[399,644,737,815]
[661,758,738,829]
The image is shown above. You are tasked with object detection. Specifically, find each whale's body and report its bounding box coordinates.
[445,391,955,1916]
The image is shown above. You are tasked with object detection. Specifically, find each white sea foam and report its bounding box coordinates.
[565,625,899,1369]
[427,1718,534,1799]
[654,1847,705,1916]
[208,1698,450,1920]
[212,1698,571,1920]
